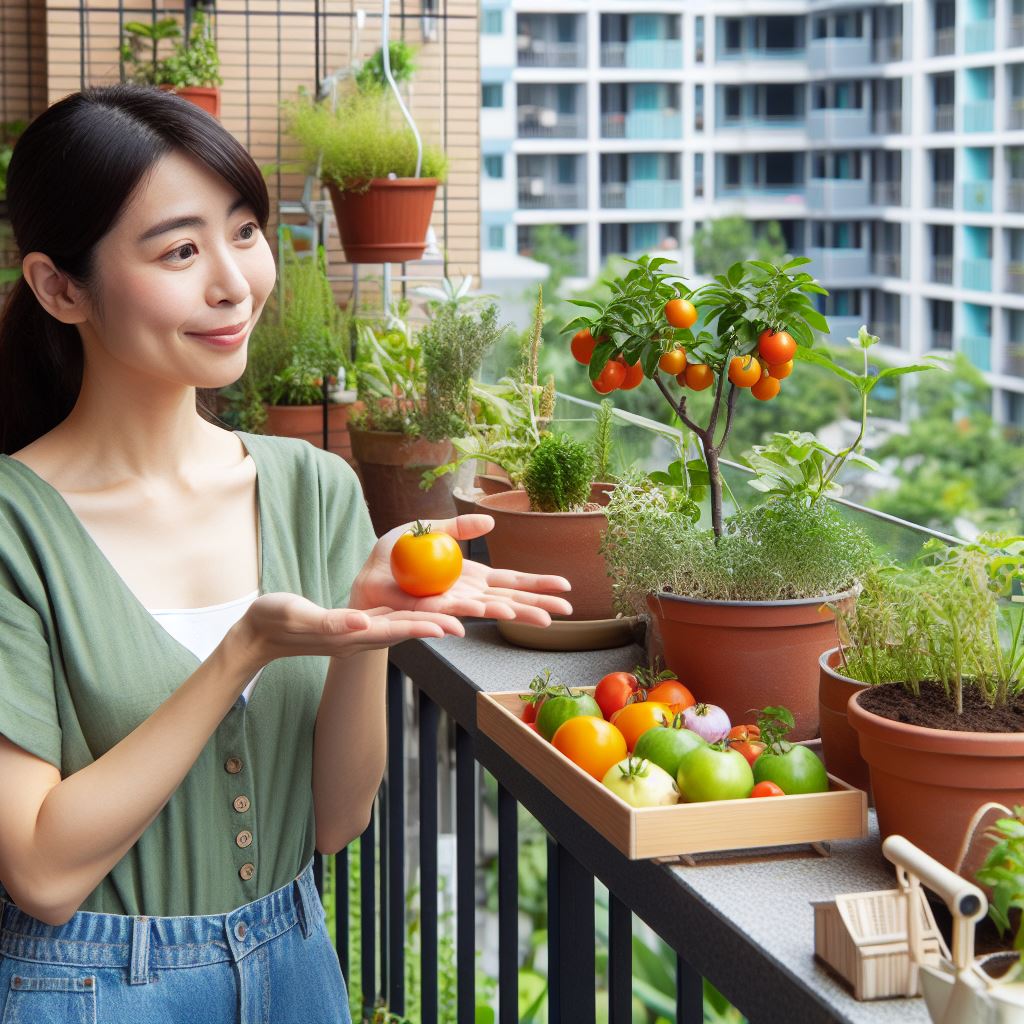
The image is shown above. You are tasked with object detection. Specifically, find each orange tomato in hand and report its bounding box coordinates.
[728,355,763,388]
[552,716,628,781]
[610,701,672,751]
[664,298,698,330]
[390,521,463,597]
[571,329,596,365]
[644,680,696,715]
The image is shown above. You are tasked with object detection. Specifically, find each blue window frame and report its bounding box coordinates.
[487,225,505,250]
[484,154,504,179]
[482,83,503,108]
[482,9,503,34]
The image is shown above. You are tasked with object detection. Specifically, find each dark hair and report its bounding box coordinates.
[0,84,270,454]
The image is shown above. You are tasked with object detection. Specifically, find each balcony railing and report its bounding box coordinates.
[807,36,871,71]
[600,39,684,69]
[873,252,902,277]
[1007,263,1024,294]
[873,180,902,205]
[963,180,994,212]
[517,112,585,139]
[517,182,586,210]
[962,257,993,292]
[964,19,995,53]
[960,334,993,371]
[873,36,903,61]
[933,105,955,132]
[1013,15,1024,48]
[807,107,871,141]
[718,112,805,130]
[931,255,954,284]
[717,45,806,62]
[1008,181,1024,212]
[807,178,869,212]
[806,246,870,279]
[517,39,585,68]
[964,100,995,133]
[1009,99,1024,130]
[933,26,956,55]
[873,108,903,134]
[600,180,683,210]
[600,111,682,140]
[1005,341,1024,376]
[932,181,954,208]
[931,330,954,351]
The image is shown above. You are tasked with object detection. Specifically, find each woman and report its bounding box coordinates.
[0,84,571,1023]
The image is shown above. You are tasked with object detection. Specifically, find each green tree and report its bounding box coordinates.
[527,224,579,293]
[692,217,786,275]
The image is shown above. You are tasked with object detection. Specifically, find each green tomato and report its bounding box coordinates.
[676,745,754,803]
[601,757,679,808]
[536,693,602,741]
[753,745,829,795]
[633,724,706,782]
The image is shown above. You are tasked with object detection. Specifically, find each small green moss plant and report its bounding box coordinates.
[285,88,447,192]
[523,433,594,513]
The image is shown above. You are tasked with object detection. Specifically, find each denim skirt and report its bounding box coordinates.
[0,858,352,1024]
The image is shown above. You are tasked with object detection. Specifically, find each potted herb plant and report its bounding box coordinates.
[121,9,223,116]
[285,86,447,264]
[845,537,1024,870]
[222,242,355,461]
[573,257,937,738]
[349,302,504,535]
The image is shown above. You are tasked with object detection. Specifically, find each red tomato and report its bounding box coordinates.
[730,739,767,768]
[594,671,639,720]
[571,329,596,365]
[644,680,696,715]
[592,360,626,394]
[526,722,539,733]
[758,330,797,367]
[521,697,548,724]
[618,359,645,390]
[751,780,785,798]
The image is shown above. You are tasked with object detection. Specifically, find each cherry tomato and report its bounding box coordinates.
[758,330,797,366]
[390,521,462,597]
[767,359,793,380]
[571,329,596,365]
[664,298,698,330]
[727,724,765,766]
[592,360,627,394]
[684,363,714,391]
[728,355,763,388]
[751,375,781,401]
[594,671,639,720]
[658,347,687,375]
[610,701,672,751]
[552,716,628,781]
[644,680,696,716]
[727,724,761,743]
[751,780,785,798]
[618,359,645,390]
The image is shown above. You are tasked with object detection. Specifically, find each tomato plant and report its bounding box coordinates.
[390,520,462,597]
[602,756,679,807]
[750,705,829,795]
[675,743,754,802]
[594,671,639,720]
[610,700,672,751]
[552,716,628,781]
[535,686,603,741]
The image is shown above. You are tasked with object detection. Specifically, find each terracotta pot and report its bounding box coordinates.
[158,84,220,117]
[647,591,851,741]
[848,687,1024,871]
[476,485,614,622]
[818,648,871,792]
[348,426,455,535]
[326,179,438,264]
[263,401,357,466]
[475,474,516,496]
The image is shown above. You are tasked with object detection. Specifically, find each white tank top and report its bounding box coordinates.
[148,590,263,703]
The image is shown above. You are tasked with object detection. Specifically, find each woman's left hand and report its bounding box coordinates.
[349,514,573,627]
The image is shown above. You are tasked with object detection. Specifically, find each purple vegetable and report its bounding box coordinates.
[682,702,731,744]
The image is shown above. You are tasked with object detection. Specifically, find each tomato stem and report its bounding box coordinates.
[410,520,434,537]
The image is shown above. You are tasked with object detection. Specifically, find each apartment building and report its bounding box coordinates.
[479,0,1024,427]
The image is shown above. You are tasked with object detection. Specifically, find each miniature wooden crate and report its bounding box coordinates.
[477,689,868,861]
[813,888,948,1000]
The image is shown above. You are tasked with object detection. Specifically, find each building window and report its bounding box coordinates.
[694,84,705,130]
[694,152,704,197]
[483,154,504,179]
[482,83,503,108]
[482,9,503,35]
[487,225,505,250]
[695,15,705,62]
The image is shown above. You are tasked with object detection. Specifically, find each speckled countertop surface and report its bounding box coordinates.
[395,624,934,1023]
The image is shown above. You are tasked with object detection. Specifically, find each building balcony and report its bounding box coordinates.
[516,39,585,68]
[933,105,955,132]
[807,108,870,142]
[873,109,903,134]
[1006,263,1024,294]
[932,182,955,209]
[1005,341,1024,376]
[806,247,870,280]
[717,113,805,131]
[517,181,586,210]
[962,257,993,292]
[1009,100,1024,130]
[963,101,994,133]
[601,111,682,140]
[517,111,586,139]
[806,178,870,212]
[1013,15,1024,48]
[962,181,993,213]
[874,36,903,61]
[807,36,871,72]
[1008,181,1024,212]
[717,46,805,63]
[600,39,683,70]
[931,329,954,351]
[933,26,956,56]
[716,183,805,205]
[873,252,902,277]
[931,256,954,285]
[960,334,993,371]
[600,180,683,210]
[873,181,902,206]
[964,19,995,53]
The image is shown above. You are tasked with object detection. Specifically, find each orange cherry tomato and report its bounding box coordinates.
[767,359,793,380]
[571,329,596,365]
[618,359,645,390]
[658,347,688,375]
[592,359,626,394]
[728,355,763,388]
[751,375,781,401]
[758,330,797,366]
[644,680,696,715]
[664,298,698,330]
[610,701,672,752]
[751,780,786,798]
[683,363,714,391]
[552,716,629,781]
[390,521,463,597]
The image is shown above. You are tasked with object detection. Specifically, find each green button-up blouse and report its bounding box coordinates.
[0,431,377,917]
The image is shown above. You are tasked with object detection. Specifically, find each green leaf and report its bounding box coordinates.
[782,256,813,269]
[875,363,941,381]
[589,337,618,380]
[794,345,863,386]
[802,308,830,333]
[567,298,604,311]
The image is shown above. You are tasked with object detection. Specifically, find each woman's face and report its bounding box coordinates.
[82,149,276,391]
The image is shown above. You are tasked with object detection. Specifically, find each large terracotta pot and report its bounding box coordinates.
[159,84,220,117]
[326,179,438,264]
[263,399,357,465]
[819,648,870,792]
[476,485,615,622]
[848,686,1024,871]
[348,426,455,535]
[646,591,851,741]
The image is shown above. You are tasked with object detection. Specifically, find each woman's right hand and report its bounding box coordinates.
[233,591,466,668]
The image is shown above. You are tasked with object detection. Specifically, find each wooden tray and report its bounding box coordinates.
[477,689,868,860]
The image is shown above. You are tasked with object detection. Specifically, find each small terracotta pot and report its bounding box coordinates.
[159,84,220,117]
[848,686,1024,871]
[818,648,870,792]
[476,484,614,622]
[475,474,516,496]
[647,591,851,741]
[263,401,357,465]
[348,426,455,535]
[326,179,438,264]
